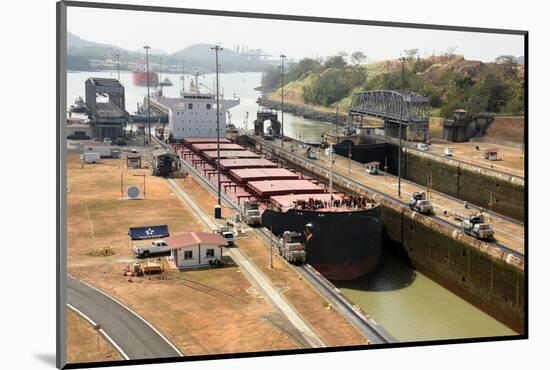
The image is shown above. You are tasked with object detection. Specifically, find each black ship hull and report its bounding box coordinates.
[262,206,383,280]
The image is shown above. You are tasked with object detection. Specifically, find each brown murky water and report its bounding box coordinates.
[335,253,517,342]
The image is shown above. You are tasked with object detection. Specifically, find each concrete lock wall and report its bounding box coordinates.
[381,204,524,333]
[244,136,524,333]
[387,145,525,222]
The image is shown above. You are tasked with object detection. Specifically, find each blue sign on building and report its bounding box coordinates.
[128,225,169,240]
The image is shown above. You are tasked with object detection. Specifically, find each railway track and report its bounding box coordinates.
[153,136,395,345]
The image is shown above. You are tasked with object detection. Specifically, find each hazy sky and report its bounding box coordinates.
[68,7,524,62]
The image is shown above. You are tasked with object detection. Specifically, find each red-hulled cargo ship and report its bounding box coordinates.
[173,136,383,281]
[132,69,159,87]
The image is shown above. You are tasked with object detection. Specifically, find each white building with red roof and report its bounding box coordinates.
[165,232,226,268]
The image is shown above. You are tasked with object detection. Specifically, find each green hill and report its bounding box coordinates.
[262,55,524,118]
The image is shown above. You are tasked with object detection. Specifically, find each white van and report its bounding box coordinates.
[444,147,454,157]
[80,152,101,164]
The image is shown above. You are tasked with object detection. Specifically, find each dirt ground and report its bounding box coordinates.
[175,177,368,347]
[484,116,524,143]
[426,141,524,177]
[66,309,122,364]
[66,154,299,358]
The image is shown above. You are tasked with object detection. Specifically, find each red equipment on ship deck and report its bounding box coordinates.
[247,179,325,198]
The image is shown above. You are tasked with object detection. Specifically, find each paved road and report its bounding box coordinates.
[67,276,183,360]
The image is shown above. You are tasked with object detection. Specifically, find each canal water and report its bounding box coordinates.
[67,70,333,144]
[67,70,517,341]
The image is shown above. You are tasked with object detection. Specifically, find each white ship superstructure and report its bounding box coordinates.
[151,88,240,140]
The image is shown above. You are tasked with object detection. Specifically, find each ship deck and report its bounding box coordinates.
[219,158,278,170]
[182,137,231,145]
[229,168,299,183]
[247,180,325,198]
[202,150,260,160]
[192,143,244,151]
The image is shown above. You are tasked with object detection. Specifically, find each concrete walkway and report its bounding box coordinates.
[67,276,183,360]
[166,178,325,348]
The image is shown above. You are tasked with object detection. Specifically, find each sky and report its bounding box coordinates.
[67,7,524,63]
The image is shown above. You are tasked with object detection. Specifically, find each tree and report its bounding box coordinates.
[495,55,518,79]
[324,55,347,69]
[404,48,419,62]
[287,58,322,81]
[351,51,367,65]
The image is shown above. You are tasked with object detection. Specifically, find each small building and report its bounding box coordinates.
[165,232,225,268]
[365,161,380,174]
[126,153,142,169]
[66,123,92,140]
[484,148,499,161]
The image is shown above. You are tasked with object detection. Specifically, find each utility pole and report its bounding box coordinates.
[159,57,163,96]
[181,60,185,94]
[398,105,403,198]
[115,53,120,81]
[400,56,405,90]
[270,226,274,269]
[397,55,406,198]
[144,45,151,145]
[211,45,223,207]
[329,145,334,204]
[280,54,286,147]
[348,146,352,173]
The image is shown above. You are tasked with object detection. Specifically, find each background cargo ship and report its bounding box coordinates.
[132,69,159,86]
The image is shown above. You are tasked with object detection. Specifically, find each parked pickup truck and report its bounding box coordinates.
[133,240,169,257]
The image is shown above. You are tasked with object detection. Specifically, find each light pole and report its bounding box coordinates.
[115,53,120,81]
[144,45,151,145]
[181,60,185,94]
[280,54,286,147]
[211,45,223,207]
[398,104,403,198]
[397,56,406,198]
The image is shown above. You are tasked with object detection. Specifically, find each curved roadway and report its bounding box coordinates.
[67,276,183,360]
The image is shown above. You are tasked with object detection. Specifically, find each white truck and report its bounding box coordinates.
[462,214,494,240]
[133,240,169,257]
[444,147,454,157]
[80,152,101,164]
[278,231,306,264]
[417,143,429,151]
[307,147,318,160]
[242,200,262,226]
[215,226,235,246]
[409,191,433,215]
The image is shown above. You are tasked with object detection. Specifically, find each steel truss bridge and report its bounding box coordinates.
[349,90,430,126]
